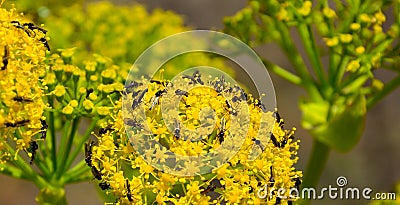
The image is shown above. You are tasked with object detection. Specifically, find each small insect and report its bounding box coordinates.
[85,88,94,98]
[225,100,237,116]
[91,166,102,180]
[231,96,241,103]
[99,182,110,190]
[269,166,275,187]
[233,85,248,101]
[132,88,148,110]
[173,119,181,140]
[217,117,227,144]
[201,179,223,195]
[11,21,35,37]
[293,177,301,191]
[99,126,114,135]
[182,70,204,85]
[211,75,226,93]
[23,22,48,34]
[270,133,280,148]
[254,99,267,113]
[275,196,281,205]
[11,21,24,29]
[149,89,165,111]
[126,179,133,202]
[40,119,48,140]
[39,37,50,51]
[29,141,38,165]
[12,96,33,103]
[1,46,8,71]
[84,139,95,167]
[281,138,288,148]
[175,89,189,97]
[150,79,166,85]
[252,138,265,151]
[4,119,30,127]
[273,111,284,128]
[123,118,143,128]
[125,81,141,89]
[11,21,30,35]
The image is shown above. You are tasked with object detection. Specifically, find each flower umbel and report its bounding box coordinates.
[88,73,302,204]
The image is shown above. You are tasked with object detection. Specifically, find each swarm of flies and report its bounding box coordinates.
[10,21,50,51]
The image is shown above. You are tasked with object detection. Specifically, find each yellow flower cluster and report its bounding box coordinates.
[0,6,48,167]
[42,1,235,79]
[41,49,125,120]
[89,74,301,205]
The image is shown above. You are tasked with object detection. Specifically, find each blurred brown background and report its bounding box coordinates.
[0,0,399,204]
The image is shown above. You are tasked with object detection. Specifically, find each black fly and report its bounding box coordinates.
[91,166,102,180]
[29,141,38,165]
[254,99,267,113]
[182,70,204,85]
[217,117,227,144]
[132,88,148,110]
[123,118,143,129]
[173,119,181,140]
[40,119,48,140]
[4,119,30,127]
[126,179,133,202]
[149,89,165,111]
[84,139,95,167]
[269,166,275,187]
[273,111,284,128]
[175,89,189,97]
[270,133,280,148]
[293,177,301,191]
[1,46,8,71]
[39,37,50,51]
[225,100,237,116]
[99,126,114,135]
[99,182,110,190]
[13,96,33,103]
[252,138,265,151]
[23,22,48,34]
[201,179,223,195]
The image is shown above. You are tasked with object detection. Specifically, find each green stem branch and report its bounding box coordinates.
[63,119,98,175]
[261,59,302,85]
[299,140,330,205]
[56,118,80,179]
[297,24,326,86]
[48,100,57,173]
[274,22,323,101]
[0,164,28,180]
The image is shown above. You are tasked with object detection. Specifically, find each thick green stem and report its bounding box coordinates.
[299,140,330,205]
[56,118,80,178]
[36,185,67,205]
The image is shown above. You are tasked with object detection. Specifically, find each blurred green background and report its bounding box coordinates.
[0,0,399,205]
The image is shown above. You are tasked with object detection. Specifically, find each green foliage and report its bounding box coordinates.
[225,0,400,151]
